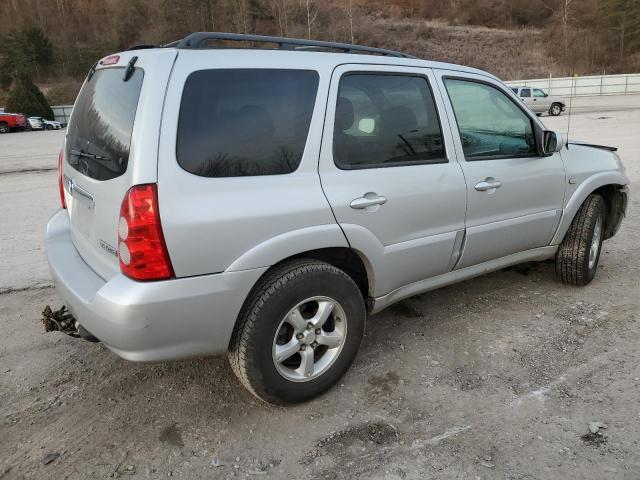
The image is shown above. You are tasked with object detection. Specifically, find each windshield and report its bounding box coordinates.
[66,67,144,181]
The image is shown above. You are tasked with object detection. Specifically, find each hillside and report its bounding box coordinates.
[1,0,638,105]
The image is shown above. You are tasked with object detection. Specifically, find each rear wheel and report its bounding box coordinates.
[555,194,606,285]
[45,124,53,130]
[0,122,8,134]
[229,259,366,404]
[549,103,563,116]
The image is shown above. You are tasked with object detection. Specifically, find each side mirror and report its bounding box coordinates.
[543,130,565,154]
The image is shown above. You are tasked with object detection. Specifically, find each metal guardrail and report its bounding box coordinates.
[505,73,640,97]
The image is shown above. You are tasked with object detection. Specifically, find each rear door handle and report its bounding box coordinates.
[350,194,387,209]
[64,175,95,209]
[474,179,502,192]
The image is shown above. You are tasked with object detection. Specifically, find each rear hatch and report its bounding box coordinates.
[62,50,175,280]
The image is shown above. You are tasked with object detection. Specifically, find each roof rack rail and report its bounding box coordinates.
[168,32,417,59]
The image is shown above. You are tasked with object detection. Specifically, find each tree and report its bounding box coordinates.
[0,28,54,77]
[304,0,319,39]
[601,0,640,60]
[5,73,55,119]
[344,0,355,44]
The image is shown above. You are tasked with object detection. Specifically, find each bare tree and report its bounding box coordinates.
[232,0,248,33]
[562,0,574,64]
[345,0,355,44]
[270,0,289,36]
[304,0,318,39]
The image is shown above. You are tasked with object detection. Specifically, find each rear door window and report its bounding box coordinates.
[66,67,144,181]
[333,74,445,169]
[177,69,319,177]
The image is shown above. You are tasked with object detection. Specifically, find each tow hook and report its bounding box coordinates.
[41,305,100,342]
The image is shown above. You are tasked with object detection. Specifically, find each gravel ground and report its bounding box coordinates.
[0,96,638,480]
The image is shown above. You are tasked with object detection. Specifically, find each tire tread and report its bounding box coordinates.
[555,194,604,285]
[228,259,359,403]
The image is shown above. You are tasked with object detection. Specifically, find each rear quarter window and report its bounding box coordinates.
[176,69,319,177]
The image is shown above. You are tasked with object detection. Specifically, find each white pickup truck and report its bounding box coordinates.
[511,86,566,116]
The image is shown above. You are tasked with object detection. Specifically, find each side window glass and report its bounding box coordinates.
[520,88,531,97]
[533,89,546,97]
[444,79,538,161]
[177,69,318,177]
[333,74,446,169]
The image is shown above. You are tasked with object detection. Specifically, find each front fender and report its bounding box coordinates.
[551,171,629,245]
[225,224,349,272]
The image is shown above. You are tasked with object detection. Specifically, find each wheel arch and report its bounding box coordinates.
[552,172,628,245]
[592,183,628,240]
[225,225,375,306]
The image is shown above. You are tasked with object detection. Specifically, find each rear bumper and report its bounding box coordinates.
[45,210,266,362]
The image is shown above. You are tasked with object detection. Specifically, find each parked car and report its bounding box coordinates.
[46,33,629,405]
[43,118,63,130]
[0,112,27,133]
[510,86,566,116]
[28,116,63,130]
[27,117,45,130]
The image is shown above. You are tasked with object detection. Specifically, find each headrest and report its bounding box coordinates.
[335,97,355,132]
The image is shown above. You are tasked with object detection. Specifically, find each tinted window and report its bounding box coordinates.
[511,87,519,94]
[66,68,143,181]
[533,89,546,97]
[520,88,531,97]
[333,74,445,169]
[444,79,537,161]
[177,69,318,177]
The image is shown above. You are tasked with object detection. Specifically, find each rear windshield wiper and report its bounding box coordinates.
[70,149,110,162]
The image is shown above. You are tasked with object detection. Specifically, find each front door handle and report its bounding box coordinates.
[474,178,502,192]
[350,193,387,209]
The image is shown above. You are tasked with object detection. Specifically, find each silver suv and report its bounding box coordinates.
[46,33,628,404]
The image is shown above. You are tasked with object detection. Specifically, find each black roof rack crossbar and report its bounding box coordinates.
[169,32,417,58]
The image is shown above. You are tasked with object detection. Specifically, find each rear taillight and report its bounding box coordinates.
[118,184,174,281]
[58,150,66,209]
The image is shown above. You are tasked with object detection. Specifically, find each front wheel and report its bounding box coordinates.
[555,194,606,285]
[229,259,366,404]
[0,122,9,134]
[549,103,563,116]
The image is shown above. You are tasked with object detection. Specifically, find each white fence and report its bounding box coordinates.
[505,73,640,97]
[51,105,74,125]
[0,104,73,125]
[3,73,640,123]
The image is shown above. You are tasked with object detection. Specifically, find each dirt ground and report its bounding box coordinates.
[1,95,639,480]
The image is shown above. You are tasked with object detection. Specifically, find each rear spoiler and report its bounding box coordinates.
[568,141,618,152]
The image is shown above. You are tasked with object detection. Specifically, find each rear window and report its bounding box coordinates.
[176,69,319,177]
[66,67,144,181]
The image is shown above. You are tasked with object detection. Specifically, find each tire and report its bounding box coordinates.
[0,122,8,134]
[549,103,563,116]
[229,259,366,405]
[555,194,606,286]
[45,124,53,130]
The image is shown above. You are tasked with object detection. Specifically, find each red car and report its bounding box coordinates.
[0,112,27,133]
